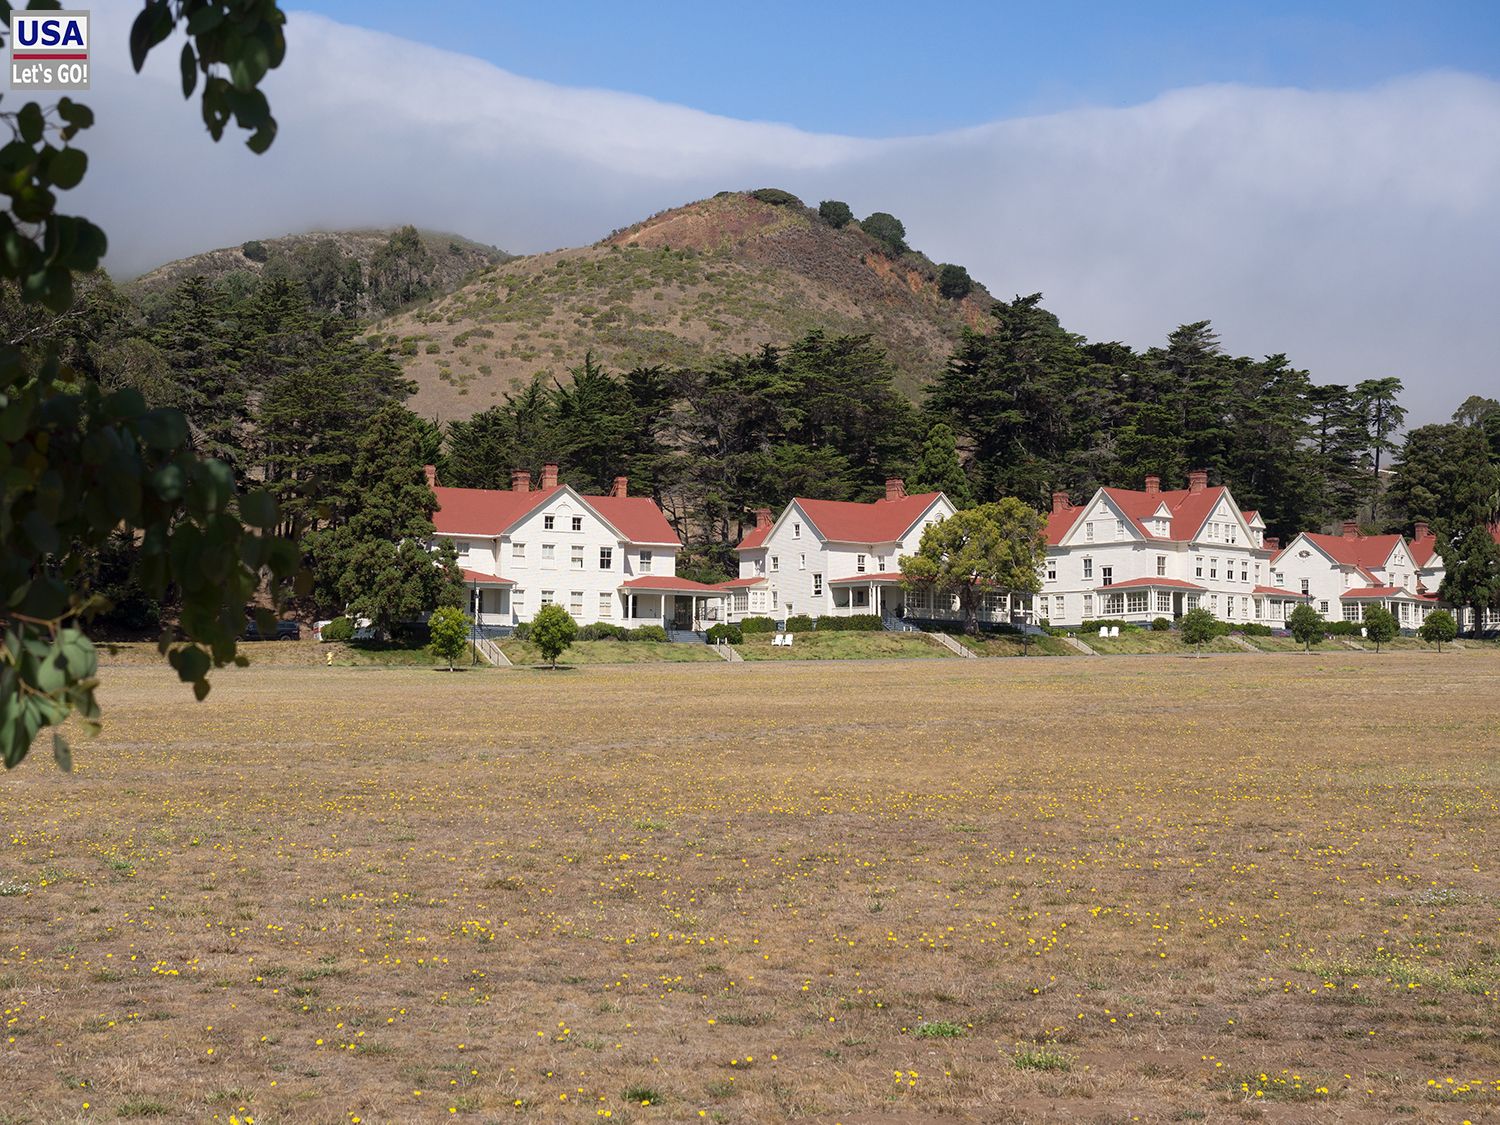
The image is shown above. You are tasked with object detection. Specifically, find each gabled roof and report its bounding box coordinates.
[433,485,555,536]
[1294,532,1405,571]
[789,493,946,545]
[735,523,772,551]
[1050,485,1248,546]
[432,484,679,546]
[1409,532,1440,567]
[716,576,767,588]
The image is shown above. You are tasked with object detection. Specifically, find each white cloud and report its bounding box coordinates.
[75,7,1500,420]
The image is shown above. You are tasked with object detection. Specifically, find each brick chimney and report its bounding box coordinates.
[885,477,906,501]
[1342,519,1361,538]
[1187,469,1208,495]
[610,476,628,498]
[541,463,559,489]
[754,507,773,530]
[511,468,530,493]
[1264,536,1279,551]
[1413,520,1430,540]
[1051,491,1072,513]
[423,464,437,489]
[1144,474,1160,494]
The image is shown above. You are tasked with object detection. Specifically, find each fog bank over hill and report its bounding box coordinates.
[80,8,1500,420]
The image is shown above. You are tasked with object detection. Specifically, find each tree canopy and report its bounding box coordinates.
[899,499,1046,634]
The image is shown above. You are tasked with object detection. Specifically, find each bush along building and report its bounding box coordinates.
[1037,471,1306,628]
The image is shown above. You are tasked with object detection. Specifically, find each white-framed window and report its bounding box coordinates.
[1156,555,1166,576]
[799,554,806,570]
[571,516,583,532]
[856,554,866,573]
[639,550,653,573]
[1186,594,1200,610]
[570,546,584,570]
[853,588,868,607]
[1195,557,1204,578]
[1226,597,1235,617]
[1082,557,1093,580]
[813,574,823,596]
[1319,600,1329,614]
[1156,591,1172,614]
[569,590,583,615]
[1301,578,1310,595]
[599,547,613,569]
[512,542,526,561]
[1100,566,1113,587]
[793,522,801,539]
[1210,558,1218,579]
[455,539,470,561]
[1227,525,1237,544]
[540,590,555,606]
[771,589,779,609]
[1115,519,1125,537]
[732,590,749,613]
[1127,591,1148,615]
[1343,602,1361,622]
[1082,594,1093,618]
[544,515,555,530]
[1047,562,1057,582]
[771,555,780,572]
[908,587,932,614]
[513,588,525,611]
[876,555,887,569]
[541,544,555,566]
[599,592,613,617]
[1240,564,1248,583]
[1086,522,1095,542]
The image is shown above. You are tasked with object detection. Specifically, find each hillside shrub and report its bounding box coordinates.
[1150,617,1172,631]
[739,616,777,633]
[630,625,668,643]
[861,212,907,255]
[1325,620,1364,636]
[579,622,629,641]
[512,621,531,641]
[814,614,884,631]
[818,200,853,228]
[320,616,354,642]
[706,623,743,644]
[750,187,802,207]
[784,614,815,632]
[937,263,972,299]
[1233,623,1274,636]
[241,239,269,262]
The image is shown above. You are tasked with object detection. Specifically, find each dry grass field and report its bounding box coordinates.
[3,653,1499,1124]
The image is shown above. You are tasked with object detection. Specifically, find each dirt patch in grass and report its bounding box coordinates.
[3,653,1498,1121]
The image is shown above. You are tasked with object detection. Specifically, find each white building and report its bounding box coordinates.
[728,479,956,622]
[1270,520,1437,630]
[429,464,729,632]
[1039,471,1303,627]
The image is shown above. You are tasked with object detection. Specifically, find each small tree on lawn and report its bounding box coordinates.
[1287,603,1326,652]
[1363,605,1398,653]
[899,498,1047,635]
[1417,609,1457,652]
[1180,607,1217,654]
[427,605,470,671]
[530,605,578,669]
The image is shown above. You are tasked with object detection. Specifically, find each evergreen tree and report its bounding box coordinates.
[149,275,250,472]
[1388,422,1499,538]
[1352,377,1407,524]
[1439,526,1500,635]
[909,423,974,506]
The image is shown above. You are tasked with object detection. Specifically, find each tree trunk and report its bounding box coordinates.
[961,585,979,635]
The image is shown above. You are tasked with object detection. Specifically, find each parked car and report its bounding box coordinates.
[243,619,301,641]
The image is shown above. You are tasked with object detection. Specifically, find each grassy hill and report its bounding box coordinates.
[373,191,994,420]
[128,228,510,318]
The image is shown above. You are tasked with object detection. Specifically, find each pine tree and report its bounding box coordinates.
[909,423,974,506]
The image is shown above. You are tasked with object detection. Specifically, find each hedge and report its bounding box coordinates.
[813,614,883,631]
[739,616,778,633]
[784,614,816,632]
[706,623,743,644]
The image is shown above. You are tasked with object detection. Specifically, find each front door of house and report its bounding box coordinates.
[673,597,693,630]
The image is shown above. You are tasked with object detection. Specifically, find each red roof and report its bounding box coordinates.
[584,495,679,545]
[715,576,767,588]
[1408,531,1439,567]
[433,485,554,535]
[829,572,905,584]
[1049,486,1242,546]
[795,493,944,544]
[1094,577,1205,591]
[1293,532,1404,571]
[620,576,727,594]
[1253,584,1305,598]
[1342,586,1415,599]
[462,569,514,585]
[735,524,772,551]
[432,485,679,546]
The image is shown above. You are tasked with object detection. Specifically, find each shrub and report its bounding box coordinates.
[784,614,815,632]
[1288,603,1326,650]
[814,614,884,631]
[1012,1046,1072,1072]
[320,616,354,642]
[818,199,853,228]
[749,187,802,207]
[425,341,440,354]
[629,624,668,643]
[241,239,268,262]
[530,604,578,667]
[1234,622,1274,636]
[861,211,907,255]
[1363,605,1398,652]
[937,263,972,299]
[427,605,470,670]
[738,616,777,633]
[579,622,629,641]
[706,623,743,644]
[1150,616,1172,632]
[511,621,531,641]
[1180,607,1217,651]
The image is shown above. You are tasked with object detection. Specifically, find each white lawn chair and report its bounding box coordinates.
[772,633,783,647]
[784,633,794,646]
[1110,626,1120,637]
[1098,626,1108,638]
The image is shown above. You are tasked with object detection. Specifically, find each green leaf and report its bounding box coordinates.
[180,43,197,98]
[52,732,71,772]
[129,1,174,73]
[239,489,278,529]
[17,102,44,145]
[47,148,87,191]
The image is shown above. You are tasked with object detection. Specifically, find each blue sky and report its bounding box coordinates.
[290,0,1500,135]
